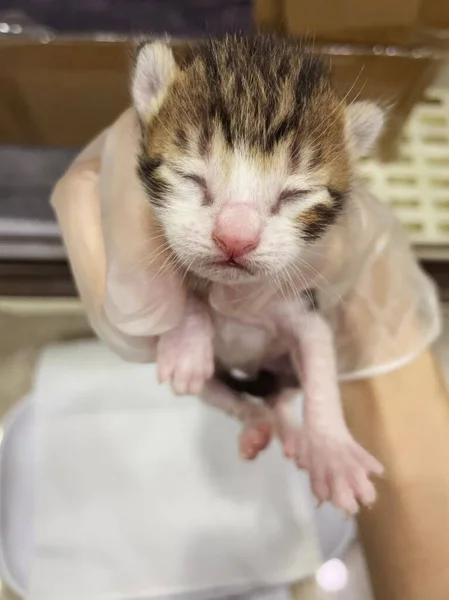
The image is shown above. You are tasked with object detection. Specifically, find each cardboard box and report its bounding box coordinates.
[0,39,130,146]
[284,0,418,45]
[420,0,449,31]
[256,0,449,45]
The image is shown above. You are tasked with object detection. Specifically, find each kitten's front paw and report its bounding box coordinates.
[282,426,384,514]
[157,321,214,396]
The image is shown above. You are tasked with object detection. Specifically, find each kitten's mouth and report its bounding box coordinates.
[194,258,256,282]
[186,256,257,282]
[214,258,257,276]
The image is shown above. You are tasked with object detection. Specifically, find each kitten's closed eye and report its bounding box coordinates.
[272,187,314,214]
[179,172,207,189]
[176,170,213,206]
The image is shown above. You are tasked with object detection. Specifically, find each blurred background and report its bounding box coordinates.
[0,2,449,600]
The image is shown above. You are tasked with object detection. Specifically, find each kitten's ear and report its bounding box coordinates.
[345,101,384,157]
[132,41,177,120]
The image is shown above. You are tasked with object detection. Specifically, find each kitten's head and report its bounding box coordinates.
[133,34,383,284]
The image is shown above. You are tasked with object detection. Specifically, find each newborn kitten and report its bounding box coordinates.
[132,34,384,514]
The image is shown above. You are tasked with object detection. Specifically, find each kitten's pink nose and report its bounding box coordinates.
[213,204,261,259]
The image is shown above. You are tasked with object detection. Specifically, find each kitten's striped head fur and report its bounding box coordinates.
[133,34,383,283]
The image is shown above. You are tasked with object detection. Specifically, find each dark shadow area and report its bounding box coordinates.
[0,1,252,36]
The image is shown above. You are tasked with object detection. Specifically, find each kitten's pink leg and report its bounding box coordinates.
[284,312,384,514]
[270,387,302,459]
[201,379,273,460]
[157,296,214,396]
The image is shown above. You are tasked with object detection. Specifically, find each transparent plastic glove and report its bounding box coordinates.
[51,109,186,362]
[211,186,441,381]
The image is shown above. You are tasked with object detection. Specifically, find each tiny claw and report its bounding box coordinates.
[315,500,325,509]
[239,448,257,461]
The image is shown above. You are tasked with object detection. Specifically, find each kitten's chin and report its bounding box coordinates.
[192,263,260,285]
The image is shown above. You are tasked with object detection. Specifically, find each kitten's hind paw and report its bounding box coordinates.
[295,429,384,514]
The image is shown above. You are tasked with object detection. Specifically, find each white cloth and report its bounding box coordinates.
[0,401,34,596]
[28,340,321,600]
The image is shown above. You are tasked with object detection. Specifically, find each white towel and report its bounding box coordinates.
[28,340,321,600]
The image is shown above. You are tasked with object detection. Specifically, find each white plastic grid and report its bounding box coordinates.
[360,88,449,258]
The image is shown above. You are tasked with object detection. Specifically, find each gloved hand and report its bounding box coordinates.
[50,106,302,371]
[51,108,186,362]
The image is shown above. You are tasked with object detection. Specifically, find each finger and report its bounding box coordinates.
[101,110,186,336]
[51,156,157,363]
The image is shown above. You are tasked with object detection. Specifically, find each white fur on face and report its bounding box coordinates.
[156,141,334,284]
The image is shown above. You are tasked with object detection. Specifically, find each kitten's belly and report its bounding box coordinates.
[212,312,288,374]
